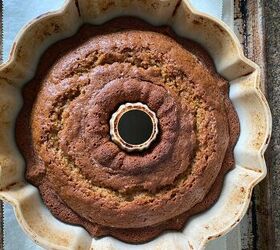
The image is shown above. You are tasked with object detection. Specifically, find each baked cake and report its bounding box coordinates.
[16,17,240,243]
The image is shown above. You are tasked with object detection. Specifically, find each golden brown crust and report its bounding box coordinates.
[16,17,239,243]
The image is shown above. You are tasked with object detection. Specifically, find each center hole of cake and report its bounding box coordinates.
[118,109,153,145]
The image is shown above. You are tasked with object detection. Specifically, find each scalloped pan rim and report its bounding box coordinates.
[0,0,272,249]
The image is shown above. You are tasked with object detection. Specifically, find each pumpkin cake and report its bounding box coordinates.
[16,17,240,243]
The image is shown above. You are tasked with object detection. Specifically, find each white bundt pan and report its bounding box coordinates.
[0,0,272,249]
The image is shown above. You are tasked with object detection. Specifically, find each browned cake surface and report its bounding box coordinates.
[16,17,239,243]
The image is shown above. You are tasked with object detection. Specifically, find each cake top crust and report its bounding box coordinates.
[16,17,239,242]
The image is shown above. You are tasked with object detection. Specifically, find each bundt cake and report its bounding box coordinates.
[16,17,240,243]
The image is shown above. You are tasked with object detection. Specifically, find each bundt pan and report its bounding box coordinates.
[0,0,271,249]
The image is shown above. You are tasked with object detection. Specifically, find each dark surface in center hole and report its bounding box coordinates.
[118,109,153,145]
